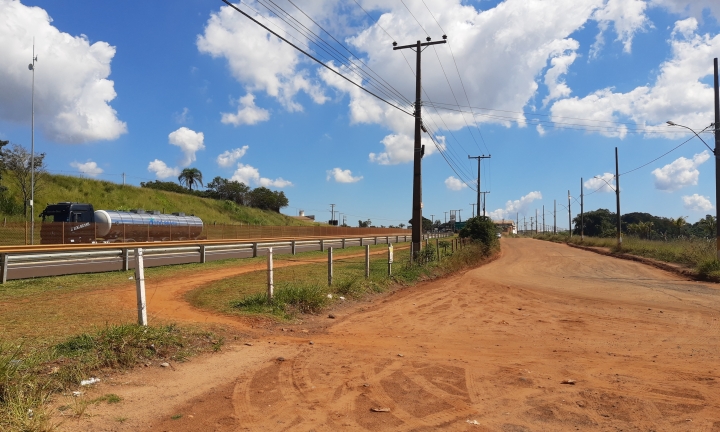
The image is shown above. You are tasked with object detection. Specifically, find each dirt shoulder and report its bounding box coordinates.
[55,239,720,431]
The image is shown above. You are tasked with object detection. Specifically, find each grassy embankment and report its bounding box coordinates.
[189,237,493,319]
[533,232,720,277]
[1,174,311,226]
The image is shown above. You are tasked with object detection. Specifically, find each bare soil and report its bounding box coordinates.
[55,239,720,431]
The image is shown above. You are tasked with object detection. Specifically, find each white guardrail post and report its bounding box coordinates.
[1,253,7,284]
[365,244,370,279]
[291,240,296,255]
[267,247,274,300]
[134,248,148,326]
[327,247,333,286]
[252,242,258,258]
[320,239,325,252]
[200,245,206,263]
[122,248,129,271]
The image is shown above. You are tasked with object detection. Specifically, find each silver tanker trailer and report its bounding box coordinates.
[39,202,203,244]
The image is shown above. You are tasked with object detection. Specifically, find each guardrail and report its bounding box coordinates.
[0,232,453,283]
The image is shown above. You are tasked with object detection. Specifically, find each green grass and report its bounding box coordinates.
[533,233,720,277]
[189,238,495,320]
[0,324,221,432]
[0,173,313,226]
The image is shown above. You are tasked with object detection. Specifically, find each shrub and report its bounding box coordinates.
[459,216,499,251]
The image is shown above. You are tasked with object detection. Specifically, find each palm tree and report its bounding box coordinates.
[178,168,203,191]
[673,216,687,237]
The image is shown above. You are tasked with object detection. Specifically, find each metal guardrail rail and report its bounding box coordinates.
[0,232,453,283]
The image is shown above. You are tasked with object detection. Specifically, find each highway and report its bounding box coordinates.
[0,234,450,281]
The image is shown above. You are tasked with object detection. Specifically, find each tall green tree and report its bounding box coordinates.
[177,167,203,191]
[0,143,47,217]
[206,176,250,205]
[248,187,288,212]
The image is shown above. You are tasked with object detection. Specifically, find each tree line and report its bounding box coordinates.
[572,208,716,240]
[141,168,289,213]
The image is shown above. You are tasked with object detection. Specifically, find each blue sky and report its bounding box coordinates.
[1,0,719,228]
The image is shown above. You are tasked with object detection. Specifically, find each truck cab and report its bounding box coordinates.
[39,202,96,244]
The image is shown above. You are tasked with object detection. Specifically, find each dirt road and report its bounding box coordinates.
[60,239,720,431]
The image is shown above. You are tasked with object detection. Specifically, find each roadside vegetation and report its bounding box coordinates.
[1,324,222,432]
[533,232,720,278]
[202,217,499,320]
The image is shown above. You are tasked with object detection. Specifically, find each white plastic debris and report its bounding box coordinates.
[339,296,346,301]
[467,420,479,425]
[72,391,83,397]
[327,294,333,299]
[80,377,100,386]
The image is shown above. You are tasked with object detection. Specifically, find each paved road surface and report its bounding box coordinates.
[61,238,720,431]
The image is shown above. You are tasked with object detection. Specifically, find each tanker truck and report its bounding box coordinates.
[38,202,204,244]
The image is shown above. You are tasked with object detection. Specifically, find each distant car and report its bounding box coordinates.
[496,233,502,238]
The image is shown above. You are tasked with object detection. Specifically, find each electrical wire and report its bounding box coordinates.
[254,0,412,109]
[420,0,490,154]
[221,0,414,116]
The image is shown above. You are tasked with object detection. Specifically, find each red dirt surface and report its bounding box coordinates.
[56,239,720,431]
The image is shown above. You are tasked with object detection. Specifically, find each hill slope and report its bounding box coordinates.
[2,174,311,226]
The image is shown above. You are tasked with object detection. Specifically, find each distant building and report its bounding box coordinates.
[291,209,315,222]
[494,219,516,234]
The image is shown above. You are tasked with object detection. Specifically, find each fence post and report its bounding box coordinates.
[410,242,414,263]
[134,248,148,326]
[452,239,455,253]
[320,239,325,252]
[396,235,399,243]
[342,238,346,249]
[365,244,370,279]
[267,247,274,300]
[200,245,206,263]
[1,254,8,284]
[388,243,393,276]
[328,247,333,286]
[385,236,389,244]
[252,242,258,258]
[291,240,296,255]
[360,237,363,247]
[374,236,378,245]
[436,238,440,261]
[122,248,129,271]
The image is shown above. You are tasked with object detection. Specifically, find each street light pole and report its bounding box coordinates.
[28,40,37,245]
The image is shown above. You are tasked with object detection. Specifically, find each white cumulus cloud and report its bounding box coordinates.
[231,163,292,188]
[445,176,468,191]
[488,191,543,220]
[327,168,363,183]
[682,194,713,212]
[70,160,103,177]
[0,0,126,143]
[550,20,720,138]
[221,93,270,126]
[584,173,616,193]
[217,146,249,168]
[168,127,205,167]
[197,4,327,112]
[652,151,709,191]
[147,160,180,180]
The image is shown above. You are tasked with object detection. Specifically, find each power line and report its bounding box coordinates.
[420,0,490,154]
[220,0,414,116]
[254,0,411,109]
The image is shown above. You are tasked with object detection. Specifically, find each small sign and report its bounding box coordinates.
[388,244,394,263]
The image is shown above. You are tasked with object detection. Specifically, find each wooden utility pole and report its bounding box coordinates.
[394,36,447,260]
[581,178,584,241]
[554,200,557,234]
[469,155,491,218]
[542,205,545,233]
[615,147,622,249]
[568,190,572,237]
[714,58,720,260]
